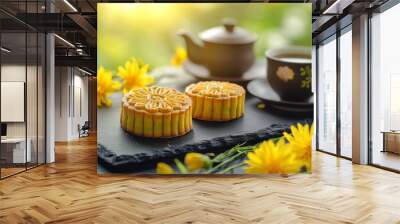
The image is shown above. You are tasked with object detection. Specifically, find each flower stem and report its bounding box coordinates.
[206,151,247,174]
[211,143,246,163]
[218,162,246,174]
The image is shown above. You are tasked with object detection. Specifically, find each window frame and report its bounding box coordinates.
[315,23,352,160]
[0,1,48,180]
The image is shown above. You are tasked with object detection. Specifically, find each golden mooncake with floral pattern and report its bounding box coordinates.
[185,81,245,121]
[121,86,192,138]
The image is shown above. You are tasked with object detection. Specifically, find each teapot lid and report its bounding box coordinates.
[199,18,257,45]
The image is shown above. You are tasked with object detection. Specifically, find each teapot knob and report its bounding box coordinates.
[222,18,236,33]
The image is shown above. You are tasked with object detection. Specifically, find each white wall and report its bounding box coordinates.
[55,66,69,141]
[1,65,26,138]
[54,67,89,141]
[1,65,37,138]
[1,63,46,164]
[71,73,89,138]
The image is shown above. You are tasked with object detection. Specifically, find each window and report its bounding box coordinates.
[317,36,337,154]
[339,28,352,158]
[370,3,400,171]
[0,2,47,179]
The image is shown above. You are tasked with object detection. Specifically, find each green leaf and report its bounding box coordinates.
[174,159,188,174]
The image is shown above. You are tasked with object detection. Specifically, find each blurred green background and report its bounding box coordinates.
[98,3,311,71]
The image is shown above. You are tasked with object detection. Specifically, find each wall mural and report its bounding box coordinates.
[97,3,313,175]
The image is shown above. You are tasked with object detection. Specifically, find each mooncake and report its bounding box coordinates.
[121,86,192,138]
[185,81,245,121]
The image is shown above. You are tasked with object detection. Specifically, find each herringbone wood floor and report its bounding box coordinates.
[1,135,400,224]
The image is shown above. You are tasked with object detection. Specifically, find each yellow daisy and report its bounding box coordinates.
[117,58,154,94]
[184,152,210,171]
[171,47,187,67]
[97,66,121,107]
[245,139,303,174]
[283,123,314,171]
[156,162,175,174]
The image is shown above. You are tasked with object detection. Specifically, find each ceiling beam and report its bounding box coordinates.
[13,13,81,32]
[55,55,96,71]
[67,13,97,39]
[322,0,356,15]
[312,15,335,33]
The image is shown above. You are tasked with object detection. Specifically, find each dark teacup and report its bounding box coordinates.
[266,47,312,101]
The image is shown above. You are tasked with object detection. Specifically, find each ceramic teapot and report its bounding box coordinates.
[178,18,257,78]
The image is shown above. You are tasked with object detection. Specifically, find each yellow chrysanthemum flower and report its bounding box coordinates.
[256,103,266,110]
[244,139,303,174]
[117,58,154,94]
[156,162,175,174]
[97,66,121,107]
[171,47,187,67]
[184,152,210,171]
[283,123,314,171]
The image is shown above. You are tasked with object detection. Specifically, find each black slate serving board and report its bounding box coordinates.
[97,72,313,173]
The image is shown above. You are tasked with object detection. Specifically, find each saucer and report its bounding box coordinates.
[267,104,313,113]
[247,79,313,111]
[183,59,265,84]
